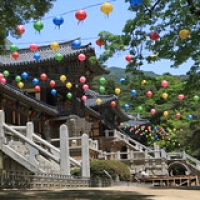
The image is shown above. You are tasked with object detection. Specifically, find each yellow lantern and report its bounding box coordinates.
[60,75,67,82]
[66,82,72,89]
[50,41,59,51]
[179,29,190,39]
[162,92,169,99]
[163,111,169,117]
[150,54,157,61]
[100,2,113,15]
[17,81,24,89]
[141,80,147,85]
[96,98,102,105]
[115,88,121,95]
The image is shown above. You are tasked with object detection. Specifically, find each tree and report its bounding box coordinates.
[98,0,200,72]
[0,0,56,50]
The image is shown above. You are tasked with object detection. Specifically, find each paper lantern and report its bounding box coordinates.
[3,70,9,77]
[130,0,143,6]
[60,75,67,82]
[51,89,57,96]
[82,84,89,91]
[131,90,137,96]
[55,53,63,61]
[49,80,56,88]
[96,98,102,105]
[175,113,181,119]
[66,82,72,89]
[0,78,6,85]
[193,95,199,101]
[16,25,25,35]
[72,40,81,49]
[149,32,160,41]
[177,94,184,100]
[40,73,47,81]
[141,80,147,85]
[146,90,153,98]
[34,85,41,91]
[50,42,59,51]
[15,75,21,82]
[79,76,86,84]
[162,92,169,99]
[150,108,156,115]
[125,54,134,62]
[99,86,105,94]
[10,44,18,52]
[124,104,130,110]
[99,77,106,85]
[163,111,169,117]
[75,10,87,22]
[11,52,20,60]
[17,81,24,89]
[161,80,168,88]
[179,29,190,39]
[100,2,113,16]
[96,38,105,47]
[81,95,87,101]
[32,78,39,85]
[115,88,121,95]
[53,15,64,28]
[78,53,86,61]
[30,43,38,51]
[137,106,143,112]
[119,78,125,84]
[33,21,44,33]
[187,114,193,120]
[21,72,28,80]
[66,92,73,100]
[33,53,41,60]
[110,101,116,107]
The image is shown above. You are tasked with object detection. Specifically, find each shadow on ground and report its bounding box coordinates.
[0,189,155,200]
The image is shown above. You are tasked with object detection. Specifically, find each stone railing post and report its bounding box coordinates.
[26,122,34,140]
[81,133,90,178]
[0,110,5,139]
[60,124,70,176]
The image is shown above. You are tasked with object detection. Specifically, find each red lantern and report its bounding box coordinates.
[75,10,87,22]
[177,94,184,100]
[175,113,181,119]
[16,25,25,35]
[125,55,134,62]
[11,52,20,60]
[110,101,116,107]
[149,32,160,41]
[30,43,38,52]
[34,85,41,91]
[40,73,47,81]
[49,80,56,88]
[78,54,86,61]
[96,39,105,47]
[146,90,153,98]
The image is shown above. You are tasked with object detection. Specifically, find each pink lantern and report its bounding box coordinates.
[161,80,168,88]
[82,84,89,91]
[146,90,153,98]
[34,85,41,91]
[78,53,86,61]
[0,73,4,80]
[79,76,86,84]
[0,78,6,85]
[30,43,38,52]
[40,73,47,81]
[49,80,56,88]
[81,95,87,101]
[175,113,181,119]
[177,94,185,100]
[150,108,156,115]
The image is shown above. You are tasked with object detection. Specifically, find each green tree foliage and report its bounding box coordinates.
[0,0,56,50]
[98,0,200,71]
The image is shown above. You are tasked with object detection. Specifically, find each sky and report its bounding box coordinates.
[7,0,191,75]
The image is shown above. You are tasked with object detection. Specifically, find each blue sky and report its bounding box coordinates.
[8,0,190,75]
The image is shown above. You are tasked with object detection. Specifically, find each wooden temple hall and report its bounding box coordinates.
[0,39,147,149]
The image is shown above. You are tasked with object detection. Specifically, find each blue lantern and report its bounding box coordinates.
[187,115,193,120]
[71,40,81,49]
[32,78,39,85]
[53,15,64,28]
[51,89,57,96]
[130,0,143,6]
[131,90,137,96]
[33,53,41,61]
[21,72,28,80]
[119,78,125,84]
[123,104,130,110]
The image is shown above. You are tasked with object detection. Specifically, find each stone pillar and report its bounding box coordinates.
[81,133,90,178]
[26,122,34,140]
[0,151,3,170]
[154,143,160,158]
[0,110,5,139]
[60,124,70,175]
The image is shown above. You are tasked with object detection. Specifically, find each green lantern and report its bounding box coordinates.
[99,77,106,85]
[15,75,21,82]
[66,92,73,100]
[137,105,143,112]
[3,70,9,77]
[33,21,44,33]
[55,53,63,61]
[193,95,200,101]
[99,86,105,94]
[9,44,18,52]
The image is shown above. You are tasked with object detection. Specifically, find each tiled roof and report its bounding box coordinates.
[0,39,93,67]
